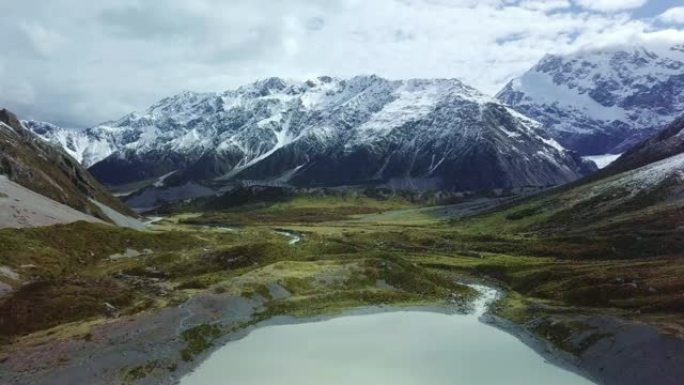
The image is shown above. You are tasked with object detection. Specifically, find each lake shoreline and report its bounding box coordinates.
[172,302,473,385]
[482,312,599,384]
[175,284,684,385]
[174,283,597,385]
[2,282,682,385]
[484,308,684,385]
[177,294,596,385]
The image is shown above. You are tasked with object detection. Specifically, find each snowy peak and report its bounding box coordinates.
[119,76,488,126]
[531,46,682,106]
[497,45,684,155]
[94,75,493,165]
[22,120,115,167]
[25,76,594,205]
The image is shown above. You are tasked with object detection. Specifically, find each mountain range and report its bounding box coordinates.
[21,44,684,211]
[498,44,684,156]
[25,76,595,209]
[3,40,684,385]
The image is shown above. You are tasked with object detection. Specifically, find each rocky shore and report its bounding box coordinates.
[1,283,683,385]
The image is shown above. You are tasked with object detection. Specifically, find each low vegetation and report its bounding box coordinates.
[1,189,682,381]
[123,361,163,383]
[0,222,201,279]
[181,194,415,226]
[180,324,222,362]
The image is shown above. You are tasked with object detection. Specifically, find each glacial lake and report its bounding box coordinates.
[180,287,594,385]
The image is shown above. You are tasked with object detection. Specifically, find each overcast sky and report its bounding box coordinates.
[1,0,683,127]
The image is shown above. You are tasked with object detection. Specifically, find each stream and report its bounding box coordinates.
[274,229,302,246]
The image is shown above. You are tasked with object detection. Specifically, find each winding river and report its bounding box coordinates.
[274,229,302,245]
[180,285,594,385]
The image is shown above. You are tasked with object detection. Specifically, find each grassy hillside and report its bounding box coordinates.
[0,222,204,338]
[2,159,684,384]
[0,109,135,221]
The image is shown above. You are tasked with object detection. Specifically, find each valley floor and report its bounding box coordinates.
[0,195,683,385]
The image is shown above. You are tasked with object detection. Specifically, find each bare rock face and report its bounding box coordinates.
[497,45,684,155]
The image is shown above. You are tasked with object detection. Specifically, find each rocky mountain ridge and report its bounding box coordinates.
[24,76,594,208]
[497,44,684,155]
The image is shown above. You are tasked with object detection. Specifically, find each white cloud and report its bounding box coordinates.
[19,22,67,56]
[0,79,36,105]
[0,0,681,127]
[573,0,648,12]
[659,7,684,24]
[518,0,571,12]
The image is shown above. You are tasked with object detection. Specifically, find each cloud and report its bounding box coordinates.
[19,22,67,56]
[0,0,681,127]
[573,0,648,12]
[659,7,684,24]
[1,79,36,105]
[518,0,571,12]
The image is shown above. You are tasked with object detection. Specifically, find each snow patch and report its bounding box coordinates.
[541,137,566,152]
[516,70,628,124]
[583,153,622,169]
[355,83,441,138]
[594,152,684,195]
[153,170,177,188]
[217,127,302,180]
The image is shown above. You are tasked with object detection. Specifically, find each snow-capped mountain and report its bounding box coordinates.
[26,76,595,201]
[21,121,114,167]
[497,45,684,156]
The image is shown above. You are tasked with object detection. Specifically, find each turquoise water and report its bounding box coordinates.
[181,288,594,385]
